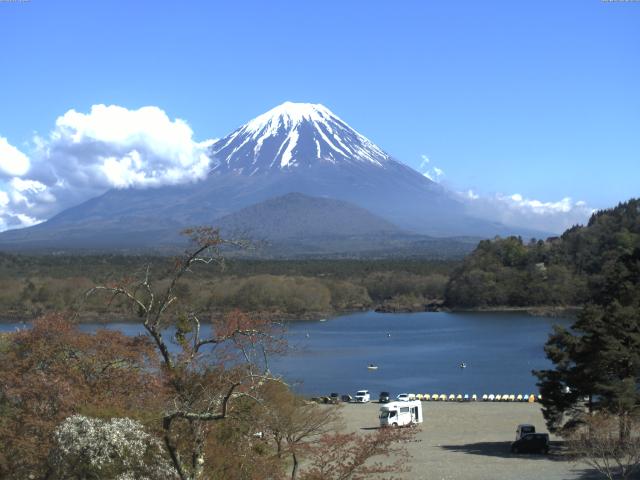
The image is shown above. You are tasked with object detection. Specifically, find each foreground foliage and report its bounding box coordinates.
[535,246,640,435]
[0,229,416,479]
[0,314,159,478]
[51,415,178,479]
[567,413,640,480]
[534,225,640,478]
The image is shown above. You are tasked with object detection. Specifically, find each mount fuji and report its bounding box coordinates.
[0,102,540,254]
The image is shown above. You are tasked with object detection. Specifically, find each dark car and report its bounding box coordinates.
[329,393,340,404]
[379,391,391,403]
[511,433,550,454]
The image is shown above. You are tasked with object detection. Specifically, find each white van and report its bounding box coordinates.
[354,390,370,403]
[379,400,423,427]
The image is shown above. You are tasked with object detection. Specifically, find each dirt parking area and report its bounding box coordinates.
[338,402,599,480]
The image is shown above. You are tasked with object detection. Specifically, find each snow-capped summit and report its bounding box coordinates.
[210,102,391,174]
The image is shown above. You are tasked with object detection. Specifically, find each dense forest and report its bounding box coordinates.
[445,199,640,308]
[0,254,456,320]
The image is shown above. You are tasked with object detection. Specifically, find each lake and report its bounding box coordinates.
[0,311,572,398]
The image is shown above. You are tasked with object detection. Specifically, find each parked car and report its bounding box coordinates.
[396,393,410,402]
[379,391,391,403]
[511,433,550,454]
[354,390,370,403]
[329,393,340,404]
[515,423,536,440]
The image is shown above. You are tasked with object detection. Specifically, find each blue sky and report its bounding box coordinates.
[0,0,638,230]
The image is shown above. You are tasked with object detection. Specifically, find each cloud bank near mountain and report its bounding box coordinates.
[0,105,215,230]
[460,190,594,234]
[418,154,592,234]
[0,137,31,177]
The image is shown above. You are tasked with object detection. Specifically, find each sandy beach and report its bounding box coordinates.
[337,401,598,480]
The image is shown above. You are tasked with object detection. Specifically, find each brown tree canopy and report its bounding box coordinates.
[0,314,162,478]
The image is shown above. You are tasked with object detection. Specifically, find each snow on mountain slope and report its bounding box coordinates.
[210,102,392,174]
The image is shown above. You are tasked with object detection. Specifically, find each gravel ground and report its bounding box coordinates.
[337,402,600,480]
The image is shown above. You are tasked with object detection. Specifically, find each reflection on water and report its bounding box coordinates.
[0,311,572,397]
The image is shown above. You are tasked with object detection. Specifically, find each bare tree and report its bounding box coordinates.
[299,427,417,480]
[257,381,337,479]
[88,227,284,480]
[567,412,640,480]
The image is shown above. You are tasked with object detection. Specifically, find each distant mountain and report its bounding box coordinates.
[215,193,480,258]
[0,102,547,253]
[215,192,400,240]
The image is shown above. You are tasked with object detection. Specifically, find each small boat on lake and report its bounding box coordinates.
[459,362,467,369]
[367,364,379,370]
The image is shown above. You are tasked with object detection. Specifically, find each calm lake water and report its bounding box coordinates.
[0,311,572,397]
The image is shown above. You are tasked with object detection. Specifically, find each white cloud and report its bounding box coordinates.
[464,189,480,200]
[0,137,30,177]
[420,154,445,183]
[461,190,594,234]
[36,104,215,190]
[0,182,43,231]
[0,104,216,231]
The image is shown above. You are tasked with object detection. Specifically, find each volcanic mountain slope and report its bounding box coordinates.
[207,102,466,236]
[215,192,401,240]
[198,192,480,258]
[0,102,543,252]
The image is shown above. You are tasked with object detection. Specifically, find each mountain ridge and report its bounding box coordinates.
[215,192,401,240]
[0,102,550,253]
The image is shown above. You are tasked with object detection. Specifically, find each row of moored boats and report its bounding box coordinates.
[401,393,542,402]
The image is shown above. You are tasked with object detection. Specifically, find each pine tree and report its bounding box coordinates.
[535,248,640,437]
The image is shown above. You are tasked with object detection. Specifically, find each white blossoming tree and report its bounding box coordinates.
[50,414,178,480]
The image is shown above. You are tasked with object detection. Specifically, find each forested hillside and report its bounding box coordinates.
[0,255,455,320]
[445,199,640,308]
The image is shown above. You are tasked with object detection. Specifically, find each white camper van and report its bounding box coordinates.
[379,400,423,427]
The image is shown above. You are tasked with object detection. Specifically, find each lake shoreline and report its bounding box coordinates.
[374,302,580,318]
[0,304,581,324]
